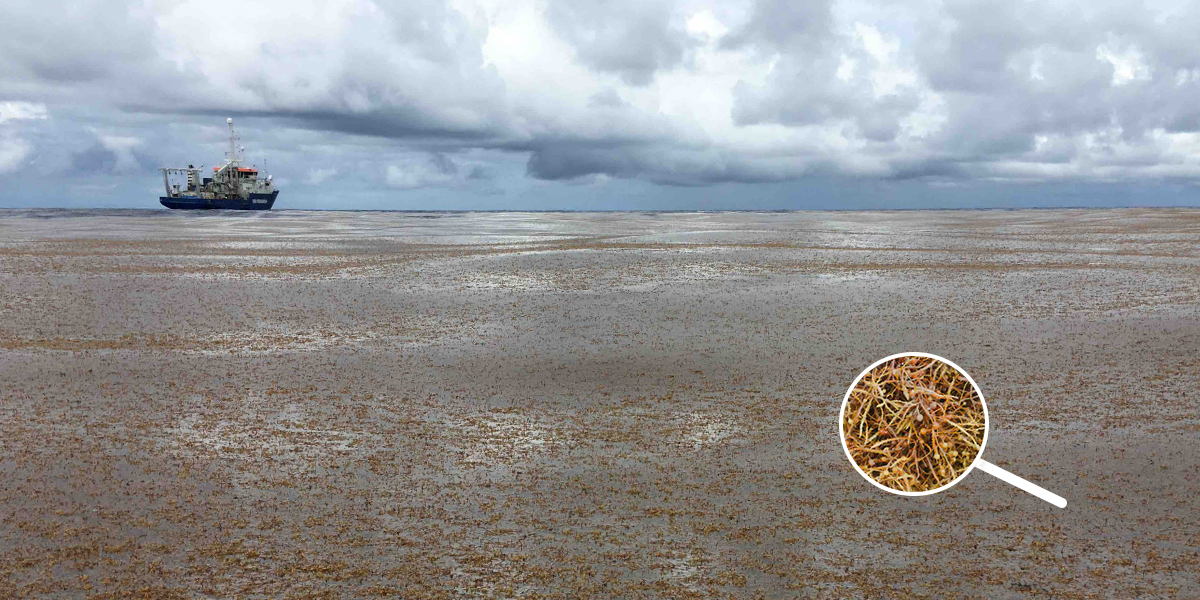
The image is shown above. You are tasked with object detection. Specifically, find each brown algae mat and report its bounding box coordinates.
[2,209,1200,598]
[843,355,986,492]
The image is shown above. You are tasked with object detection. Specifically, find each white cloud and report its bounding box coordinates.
[686,10,728,40]
[96,132,143,172]
[0,102,48,123]
[385,153,463,189]
[0,103,44,173]
[0,135,33,173]
[1097,42,1152,86]
[6,0,1200,193]
[304,167,338,185]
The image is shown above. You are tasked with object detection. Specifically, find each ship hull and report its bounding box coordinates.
[160,191,278,210]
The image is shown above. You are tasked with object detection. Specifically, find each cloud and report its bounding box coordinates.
[71,130,144,173]
[0,101,45,173]
[147,0,511,139]
[0,134,31,173]
[385,152,486,189]
[4,0,1200,207]
[721,0,834,51]
[304,167,338,186]
[0,101,47,123]
[546,0,693,85]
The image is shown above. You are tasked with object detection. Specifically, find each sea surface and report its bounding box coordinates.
[1,208,1198,597]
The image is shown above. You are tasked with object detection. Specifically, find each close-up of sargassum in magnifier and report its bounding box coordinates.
[843,356,986,492]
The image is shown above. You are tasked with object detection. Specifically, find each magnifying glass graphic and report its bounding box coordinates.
[839,352,1066,508]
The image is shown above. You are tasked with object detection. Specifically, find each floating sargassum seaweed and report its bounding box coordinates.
[844,356,986,492]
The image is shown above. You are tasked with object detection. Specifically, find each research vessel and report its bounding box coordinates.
[158,118,278,210]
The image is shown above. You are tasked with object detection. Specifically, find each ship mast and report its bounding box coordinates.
[227,118,236,166]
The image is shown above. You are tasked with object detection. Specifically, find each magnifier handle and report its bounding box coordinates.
[975,458,1066,508]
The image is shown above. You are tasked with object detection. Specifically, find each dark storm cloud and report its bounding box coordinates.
[526,142,820,186]
[3,0,1200,206]
[883,157,969,181]
[526,144,631,181]
[237,110,505,142]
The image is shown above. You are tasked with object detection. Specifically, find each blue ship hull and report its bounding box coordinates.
[160,191,278,210]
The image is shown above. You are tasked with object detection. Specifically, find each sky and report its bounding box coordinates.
[2,0,1200,210]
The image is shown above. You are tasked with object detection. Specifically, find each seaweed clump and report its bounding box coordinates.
[843,356,986,492]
